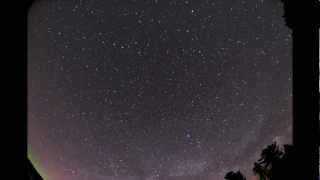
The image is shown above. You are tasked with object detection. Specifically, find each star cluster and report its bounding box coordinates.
[28,0,292,179]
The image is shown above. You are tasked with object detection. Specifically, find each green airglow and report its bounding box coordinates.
[28,147,49,180]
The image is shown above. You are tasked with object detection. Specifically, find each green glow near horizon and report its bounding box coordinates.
[28,147,49,180]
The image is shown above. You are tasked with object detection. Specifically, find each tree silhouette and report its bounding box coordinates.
[253,142,283,180]
[253,162,268,180]
[225,142,297,180]
[252,143,296,180]
[253,142,281,180]
[269,144,295,180]
[224,170,246,180]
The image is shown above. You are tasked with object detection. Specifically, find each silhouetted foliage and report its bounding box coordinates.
[253,142,295,180]
[253,142,283,180]
[269,144,295,180]
[253,162,267,180]
[224,170,246,180]
[224,142,296,180]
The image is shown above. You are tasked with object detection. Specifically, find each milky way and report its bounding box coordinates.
[28,0,292,179]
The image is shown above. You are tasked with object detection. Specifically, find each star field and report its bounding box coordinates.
[28,0,292,179]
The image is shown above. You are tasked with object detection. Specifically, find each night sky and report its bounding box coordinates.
[28,0,292,179]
